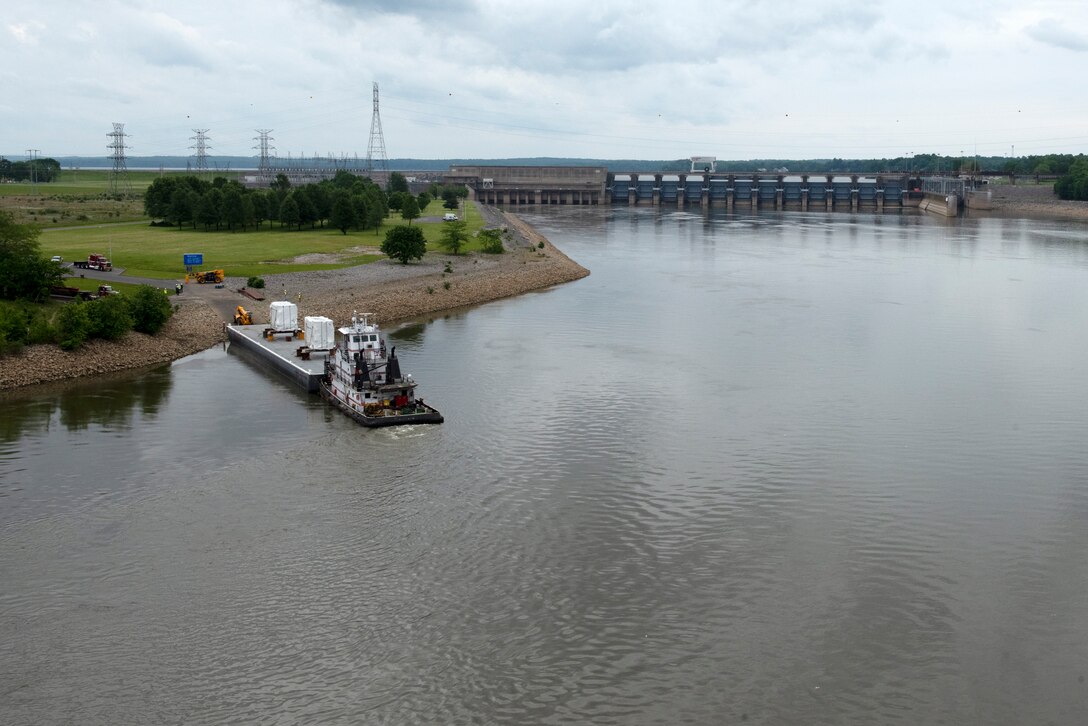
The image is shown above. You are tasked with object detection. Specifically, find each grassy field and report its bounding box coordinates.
[7,169,492,278]
[0,170,189,227]
[39,198,489,279]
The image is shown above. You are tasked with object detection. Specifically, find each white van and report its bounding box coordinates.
[442,213,458,222]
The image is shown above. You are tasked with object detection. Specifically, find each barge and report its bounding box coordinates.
[225,308,442,427]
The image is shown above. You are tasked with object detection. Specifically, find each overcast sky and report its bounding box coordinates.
[3,0,1087,162]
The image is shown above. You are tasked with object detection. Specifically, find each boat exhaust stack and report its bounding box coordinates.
[386,346,402,383]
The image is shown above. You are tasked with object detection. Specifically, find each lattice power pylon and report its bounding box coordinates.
[190,129,211,175]
[107,122,131,195]
[366,82,388,174]
[254,129,275,184]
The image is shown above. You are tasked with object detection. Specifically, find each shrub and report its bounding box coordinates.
[128,284,174,334]
[87,294,133,341]
[443,280,451,290]
[0,304,27,356]
[56,302,91,350]
[478,228,505,254]
[537,241,545,249]
[26,311,56,345]
[247,276,265,289]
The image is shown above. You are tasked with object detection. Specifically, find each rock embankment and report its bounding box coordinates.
[0,303,226,391]
[986,183,1088,221]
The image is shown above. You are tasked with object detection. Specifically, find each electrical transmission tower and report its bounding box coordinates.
[25,149,40,194]
[189,129,211,175]
[107,122,131,195]
[254,129,275,184]
[366,82,388,174]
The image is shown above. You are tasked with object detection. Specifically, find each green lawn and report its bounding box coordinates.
[40,199,491,279]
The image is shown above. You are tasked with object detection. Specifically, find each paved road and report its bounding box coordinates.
[65,265,245,323]
[65,265,177,287]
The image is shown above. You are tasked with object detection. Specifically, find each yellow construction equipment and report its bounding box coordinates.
[233,306,253,325]
[186,269,225,284]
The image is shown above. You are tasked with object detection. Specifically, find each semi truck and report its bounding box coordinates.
[49,285,118,301]
[71,253,112,271]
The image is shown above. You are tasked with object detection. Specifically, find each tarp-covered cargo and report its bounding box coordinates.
[304,316,334,350]
[268,301,298,332]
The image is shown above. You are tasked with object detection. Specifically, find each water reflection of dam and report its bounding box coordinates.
[446,165,983,214]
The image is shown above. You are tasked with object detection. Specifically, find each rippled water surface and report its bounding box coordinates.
[3,209,1088,724]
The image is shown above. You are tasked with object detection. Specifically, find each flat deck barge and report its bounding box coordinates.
[226,324,326,392]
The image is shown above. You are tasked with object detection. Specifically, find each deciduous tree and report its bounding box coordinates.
[438,220,468,255]
[381,225,426,264]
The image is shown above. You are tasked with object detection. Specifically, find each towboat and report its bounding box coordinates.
[320,312,443,427]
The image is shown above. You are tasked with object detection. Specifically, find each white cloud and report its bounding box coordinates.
[1026,18,1088,51]
[2,0,1087,160]
[7,20,44,45]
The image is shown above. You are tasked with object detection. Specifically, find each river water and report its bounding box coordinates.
[3,208,1088,725]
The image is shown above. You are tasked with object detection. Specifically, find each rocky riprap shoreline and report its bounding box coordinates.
[0,208,589,391]
[0,303,226,391]
[984,183,1088,221]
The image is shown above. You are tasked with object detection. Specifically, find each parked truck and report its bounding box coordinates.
[71,253,113,271]
[49,284,117,301]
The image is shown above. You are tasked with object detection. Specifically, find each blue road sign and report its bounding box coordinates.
[183,253,203,266]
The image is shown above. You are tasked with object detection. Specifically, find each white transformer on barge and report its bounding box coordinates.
[320,312,443,427]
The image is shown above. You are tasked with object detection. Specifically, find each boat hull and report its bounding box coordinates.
[320,381,444,427]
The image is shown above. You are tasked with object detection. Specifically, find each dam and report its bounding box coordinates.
[446,163,985,215]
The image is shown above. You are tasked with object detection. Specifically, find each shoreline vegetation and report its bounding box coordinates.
[3,186,1087,393]
[0,207,589,392]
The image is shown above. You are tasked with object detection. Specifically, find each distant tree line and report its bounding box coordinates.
[661,153,1088,177]
[144,171,468,234]
[0,157,62,183]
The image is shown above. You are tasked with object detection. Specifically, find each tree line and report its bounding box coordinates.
[0,157,62,183]
[144,170,468,234]
[1055,157,1088,201]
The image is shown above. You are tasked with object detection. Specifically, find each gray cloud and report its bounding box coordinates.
[1026,18,1088,52]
